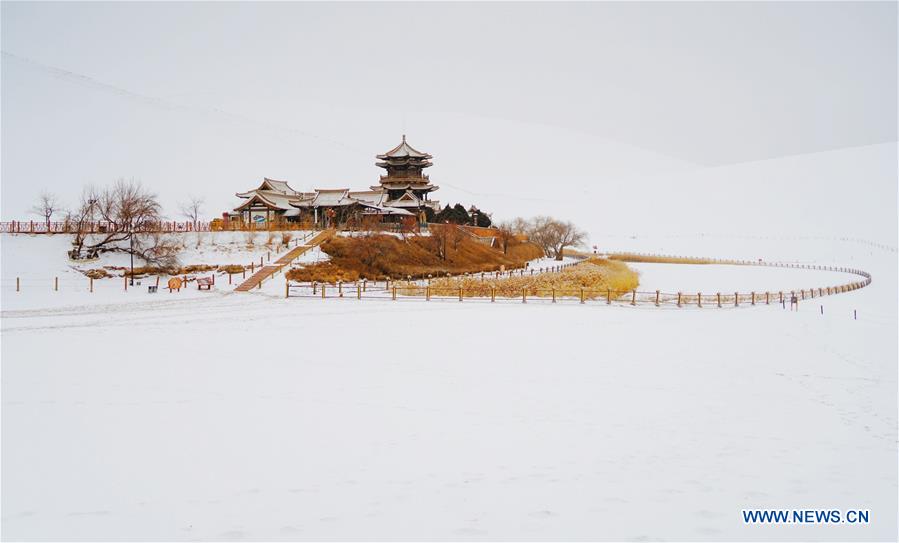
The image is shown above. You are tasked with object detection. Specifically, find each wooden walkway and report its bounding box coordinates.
[234,229,335,292]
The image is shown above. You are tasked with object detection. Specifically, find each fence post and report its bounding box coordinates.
[717,292,721,307]
[630,290,636,305]
[765,291,769,304]
[392,286,397,300]
[491,287,496,303]
[552,288,556,303]
[285,281,289,299]
[124,276,128,291]
[357,283,361,300]
[363,278,367,292]
[16,277,20,292]
[698,292,702,307]
[607,288,611,304]
[459,286,463,302]
[734,292,739,306]
[338,281,343,297]
[779,291,783,304]
[522,287,527,304]
[751,292,755,305]
[322,284,326,299]
[426,285,430,301]
[90,277,93,292]
[655,290,659,306]
[581,288,586,304]
[677,292,681,307]
[55,277,58,291]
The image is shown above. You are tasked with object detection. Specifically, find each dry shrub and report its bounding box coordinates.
[266,231,276,246]
[319,234,543,279]
[412,259,639,299]
[117,264,218,277]
[217,264,246,274]
[506,239,544,261]
[285,262,360,283]
[282,232,293,245]
[83,268,110,279]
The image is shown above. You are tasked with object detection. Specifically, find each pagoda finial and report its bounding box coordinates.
[402,134,406,143]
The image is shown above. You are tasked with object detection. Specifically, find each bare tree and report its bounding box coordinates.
[68,179,180,269]
[527,216,586,260]
[495,218,529,254]
[30,191,61,230]
[179,196,204,228]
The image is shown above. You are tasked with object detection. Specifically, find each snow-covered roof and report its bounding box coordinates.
[348,190,385,206]
[261,178,297,194]
[233,190,298,211]
[384,190,424,208]
[311,189,352,207]
[376,135,432,159]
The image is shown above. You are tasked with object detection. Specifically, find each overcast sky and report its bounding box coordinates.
[1,2,896,240]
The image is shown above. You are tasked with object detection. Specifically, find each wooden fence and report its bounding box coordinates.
[0,220,319,234]
[286,257,872,308]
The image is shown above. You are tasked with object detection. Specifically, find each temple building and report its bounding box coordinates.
[374,135,440,212]
[231,137,441,228]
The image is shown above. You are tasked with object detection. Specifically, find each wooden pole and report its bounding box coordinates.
[54,277,58,291]
[338,281,343,297]
[285,281,289,299]
[16,277,20,292]
[522,287,527,303]
[426,285,430,301]
[655,290,659,306]
[552,288,556,303]
[392,286,396,300]
[491,287,496,302]
[698,292,702,307]
[717,292,721,307]
[751,292,755,305]
[124,276,128,291]
[735,292,739,306]
[357,283,361,299]
[677,292,681,307]
[323,284,327,299]
[765,291,769,304]
[630,290,635,305]
[90,277,93,293]
[459,286,463,302]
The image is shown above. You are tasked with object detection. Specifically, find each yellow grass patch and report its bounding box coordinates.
[399,258,639,299]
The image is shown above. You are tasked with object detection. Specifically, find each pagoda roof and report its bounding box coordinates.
[233,191,297,212]
[376,135,432,160]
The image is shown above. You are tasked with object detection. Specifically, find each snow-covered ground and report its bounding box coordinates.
[1,232,895,540]
[0,232,317,311]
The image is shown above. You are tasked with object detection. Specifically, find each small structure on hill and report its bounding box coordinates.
[232,136,441,228]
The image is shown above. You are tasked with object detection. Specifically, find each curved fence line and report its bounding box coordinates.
[285,255,872,308]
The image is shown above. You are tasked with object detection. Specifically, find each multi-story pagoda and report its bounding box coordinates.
[373,135,440,212]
